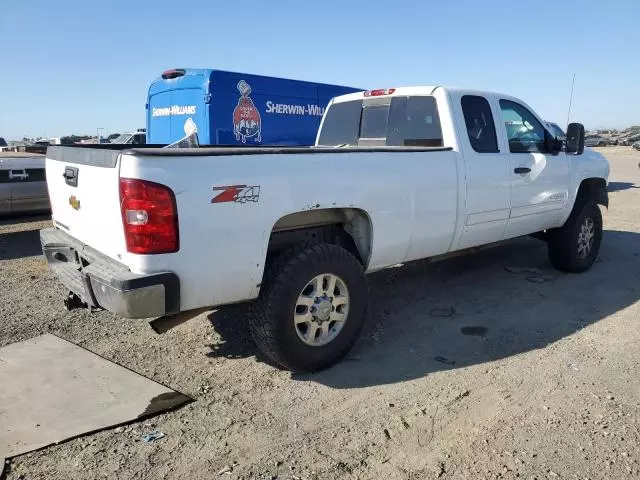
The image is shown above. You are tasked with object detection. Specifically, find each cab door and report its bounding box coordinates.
[454,94,512,249]
[497,99,570,238]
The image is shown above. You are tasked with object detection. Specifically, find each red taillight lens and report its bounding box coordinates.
[119,178,179,254]
[364,88,396,97]
[161,69,186,79]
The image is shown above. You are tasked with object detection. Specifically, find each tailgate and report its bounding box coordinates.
[46,146,126,261]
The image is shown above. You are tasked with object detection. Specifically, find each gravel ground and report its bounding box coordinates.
[2,147,640,480]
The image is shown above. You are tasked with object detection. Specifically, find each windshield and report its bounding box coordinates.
[317,95,444,147]
[110,134,132,144]
[545,122,566,138]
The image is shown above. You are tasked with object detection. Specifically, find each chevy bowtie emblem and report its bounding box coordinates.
[69,195,80,210]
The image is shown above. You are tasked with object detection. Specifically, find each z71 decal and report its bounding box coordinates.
[211,185,260,204]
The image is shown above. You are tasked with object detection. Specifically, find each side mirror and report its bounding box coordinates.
[566,123,585,155]
[553,137,564,151]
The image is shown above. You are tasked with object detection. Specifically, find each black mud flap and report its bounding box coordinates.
[598,187,609,208]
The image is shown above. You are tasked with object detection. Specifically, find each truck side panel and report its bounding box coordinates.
[119,150,459,311]
[147,69,361,146]
[210,71,360,146]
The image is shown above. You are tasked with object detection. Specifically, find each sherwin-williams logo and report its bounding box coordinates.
[152,105,197,117]
[265,101,325,116]
[69,195,80,210]
[233,80,262,144]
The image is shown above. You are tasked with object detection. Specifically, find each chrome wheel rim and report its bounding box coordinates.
[294,273,349,347]
[577,216,595,260]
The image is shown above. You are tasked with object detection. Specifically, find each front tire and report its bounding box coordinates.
[548,201,602,273]
[248,244,368,372]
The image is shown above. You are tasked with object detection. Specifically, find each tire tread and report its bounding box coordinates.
[248,243,365,371]
[548,199,602,273]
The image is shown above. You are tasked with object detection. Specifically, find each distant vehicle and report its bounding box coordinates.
[110,129,146,145]
[25,142,49,155]
[544,121,566,140]
[0,152,49,214]
[632,141,640,151]
[146,69,362,145]
[33,138,61,146]
[585,136,609,147]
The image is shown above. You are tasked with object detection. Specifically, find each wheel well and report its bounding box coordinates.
[577,178,608,208]
[267,208,372,266]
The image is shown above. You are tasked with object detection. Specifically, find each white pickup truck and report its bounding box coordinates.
[41,86,610,371]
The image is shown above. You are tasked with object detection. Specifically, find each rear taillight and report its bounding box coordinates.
[119,178,179,254]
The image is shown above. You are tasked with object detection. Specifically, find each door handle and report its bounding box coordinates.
[514,167,531,174]
[63,167,79,187]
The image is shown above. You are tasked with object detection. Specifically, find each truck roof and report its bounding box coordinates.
[148,68,358,92]
[331,86,523,104]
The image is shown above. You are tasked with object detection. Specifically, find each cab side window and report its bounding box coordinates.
[461,95,499,153]
[499,100,547,153]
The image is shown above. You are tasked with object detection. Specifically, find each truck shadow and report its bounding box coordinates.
[208,230,640,388]
[206,306,260,361]
[0,212,51,227]
[608,182,639,192]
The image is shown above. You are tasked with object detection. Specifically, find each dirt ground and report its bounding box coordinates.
[2,147,640,480]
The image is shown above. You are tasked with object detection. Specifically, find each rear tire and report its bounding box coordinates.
[548,201,602,273]
[248,243,368,372]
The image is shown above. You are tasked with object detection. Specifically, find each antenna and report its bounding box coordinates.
[566,73,576,127]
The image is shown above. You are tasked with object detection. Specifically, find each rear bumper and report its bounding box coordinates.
[40,227,180,319]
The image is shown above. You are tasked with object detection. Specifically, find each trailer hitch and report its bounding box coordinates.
[64,292,86,311]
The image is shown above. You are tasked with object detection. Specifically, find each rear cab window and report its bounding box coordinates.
[461,95,499,153]
[317,95,444,147]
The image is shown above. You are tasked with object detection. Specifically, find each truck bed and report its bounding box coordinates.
[127,146,453,157]
[45,143,461,311]
[50,144,453,156]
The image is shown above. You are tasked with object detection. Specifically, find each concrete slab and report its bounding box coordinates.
[0,334,190,462]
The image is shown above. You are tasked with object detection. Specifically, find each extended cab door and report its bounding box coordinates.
[497,99,570,238]
[452,93,512,249]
